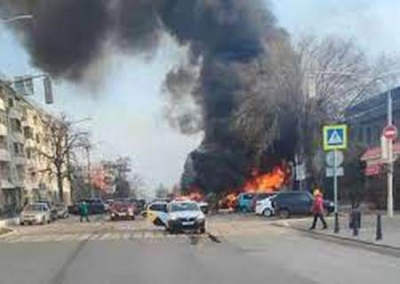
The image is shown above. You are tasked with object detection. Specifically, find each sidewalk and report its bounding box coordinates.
[0,217,19,228]
[280,213,400,249]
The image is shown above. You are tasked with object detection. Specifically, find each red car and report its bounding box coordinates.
[110,201,136,221]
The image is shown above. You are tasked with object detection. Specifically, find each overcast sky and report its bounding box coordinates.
[1,0,399,194]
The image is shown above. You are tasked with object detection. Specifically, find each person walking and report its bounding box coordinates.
[310,190,327,230]
[79,201,90,223]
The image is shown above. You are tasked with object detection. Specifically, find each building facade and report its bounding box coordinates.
[0,82,70,215]
[345,86,400,208]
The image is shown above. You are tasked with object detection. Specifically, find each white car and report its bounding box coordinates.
[163,200,206,234]
[20,203,52,225]
[255,196,275,217]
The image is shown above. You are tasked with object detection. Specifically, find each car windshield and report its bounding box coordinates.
[170,203,200,212]
[25,204,45,211]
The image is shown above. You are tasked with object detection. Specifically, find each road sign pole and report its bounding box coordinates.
[387,90,394,218]
[333,149,339,233]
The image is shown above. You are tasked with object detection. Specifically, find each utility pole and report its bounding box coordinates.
[387,90,394,217]
[85,144,93,199]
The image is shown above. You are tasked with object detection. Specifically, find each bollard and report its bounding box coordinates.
[334,212,340,233]
[376,213,383,241]
[352,211,359,237]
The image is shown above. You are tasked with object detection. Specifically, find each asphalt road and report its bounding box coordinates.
[0,214,399,284]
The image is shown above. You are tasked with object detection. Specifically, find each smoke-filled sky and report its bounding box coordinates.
[0,0,399,195]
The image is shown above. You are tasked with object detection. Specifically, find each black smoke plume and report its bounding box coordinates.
[0,0,292,194]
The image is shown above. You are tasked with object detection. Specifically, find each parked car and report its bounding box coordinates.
[104,199,114,212]
[83,198,106,214]
[136,199,146,212]
[20,203,51,225]
[255,196,276,217]
[237,193,255,212]
[273,191,334,218]
[198,201,209,214]
[68,198,106,215]
[54,203,69,219]
[123,198,142,215]
[251,192,276,211]
[163,200,206,234]
[110,200,135,221]
[38,200,57,221]
[68,204,79,215]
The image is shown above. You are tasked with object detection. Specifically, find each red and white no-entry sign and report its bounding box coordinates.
[383,124,398,140]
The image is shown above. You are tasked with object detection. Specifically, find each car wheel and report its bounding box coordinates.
[278,209,290,219]
[20,221,25,226]
[199,227,206,234]
[263,208,273,217]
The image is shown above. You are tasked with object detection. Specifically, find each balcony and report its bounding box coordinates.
[0,98,5,111]
[14,155,26,165]
[0,124,7,136]
[11,132,24,143]
[25,138,35,148]
[0,149,11,162]
[0,178,15,189]
[9,107,23,120]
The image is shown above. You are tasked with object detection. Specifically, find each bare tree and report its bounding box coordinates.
[37,114,89,202]
[233,35,400,182]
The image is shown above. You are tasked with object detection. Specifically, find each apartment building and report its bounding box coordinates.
[0,81,70,214]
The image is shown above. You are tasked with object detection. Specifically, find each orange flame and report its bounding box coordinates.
[175,188,205,202]
[243,166,286,193]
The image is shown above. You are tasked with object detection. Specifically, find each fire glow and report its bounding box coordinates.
[219,165,288,210]
[243,166,287,193]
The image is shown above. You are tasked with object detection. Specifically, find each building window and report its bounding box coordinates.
[36,133,40,144]
[11,118,22,133]
[23,126,33,139]
[0,136,6,149]
[13,142,19,154]
[0,162,11,178]
[13,142,24,156]
[0,110,6,125]
[358,127,363,142]
[367,127,372,144]
[33,115,38,125]
[8,98,14,108]
[26,148,32,159]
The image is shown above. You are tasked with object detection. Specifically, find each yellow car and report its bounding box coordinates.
[146,201,168,226]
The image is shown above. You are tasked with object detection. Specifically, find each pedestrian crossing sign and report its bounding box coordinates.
[323,124,348,151]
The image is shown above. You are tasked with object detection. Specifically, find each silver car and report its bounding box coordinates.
[164,201,206,234]
[20,203,51,225]
[54,203,69,219]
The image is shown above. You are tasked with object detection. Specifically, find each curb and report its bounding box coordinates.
[273,222,400,258]
[0,227,14,238]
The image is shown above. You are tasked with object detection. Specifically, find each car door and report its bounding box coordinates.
[157,204,169,226]
[295,193,313,214]
[148,203,168,226]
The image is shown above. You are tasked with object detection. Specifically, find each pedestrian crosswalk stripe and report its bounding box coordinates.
[99,233,111,240]
[132,232,142,239]
[0,230,212,243]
